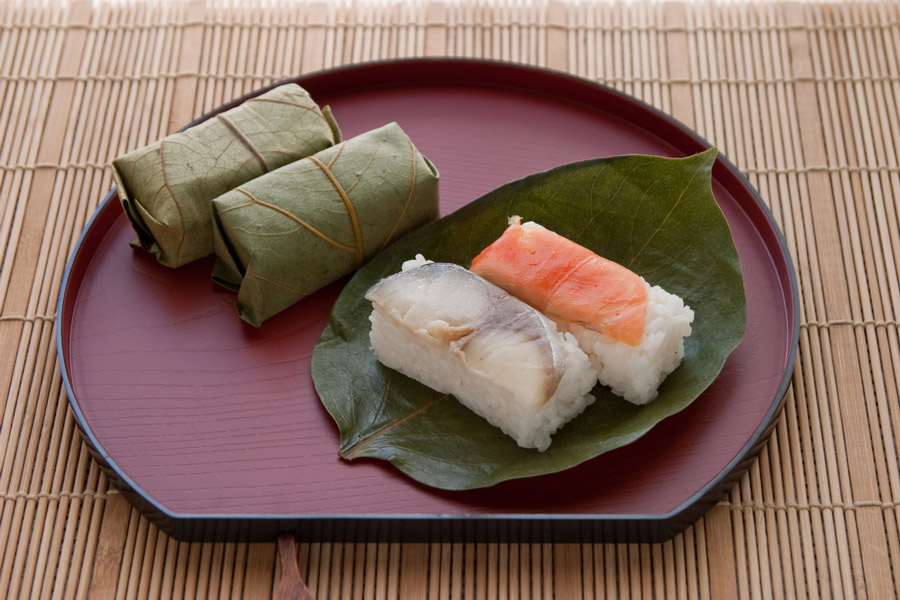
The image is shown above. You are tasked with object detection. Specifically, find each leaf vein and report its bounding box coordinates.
[248,96,333,131]
[309,155,365,266]
[159,139,186,264]
[379,136,418,251]
[234,187,356,253]
[246,264,308,294]
[341,393,450,459]
[216,113,270,172]
[627,167,701,268]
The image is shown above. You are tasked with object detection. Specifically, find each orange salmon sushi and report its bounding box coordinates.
[471,217,694,404]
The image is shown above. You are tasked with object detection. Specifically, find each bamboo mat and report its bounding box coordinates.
[1,0,899,597]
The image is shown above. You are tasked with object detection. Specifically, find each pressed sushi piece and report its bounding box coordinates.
[471,216,648,345]
[567,288,694,405]
[471,218,694,405]
[365,256,597,451]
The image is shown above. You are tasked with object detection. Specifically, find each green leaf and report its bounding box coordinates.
[312,149,745,490]
[211,123,440,327]
[112,83,341,267]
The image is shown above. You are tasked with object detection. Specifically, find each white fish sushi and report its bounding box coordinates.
[365,256,597,451]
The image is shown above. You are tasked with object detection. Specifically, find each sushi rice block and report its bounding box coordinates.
[471,217,694,405]
[365,256,597,451]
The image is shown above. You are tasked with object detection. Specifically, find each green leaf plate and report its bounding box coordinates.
[313,149,747,490]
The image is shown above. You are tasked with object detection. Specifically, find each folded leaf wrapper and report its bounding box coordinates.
[211,122,440,326]
[112,83,341,267]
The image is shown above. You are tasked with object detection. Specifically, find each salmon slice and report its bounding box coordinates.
[470,217,648,346]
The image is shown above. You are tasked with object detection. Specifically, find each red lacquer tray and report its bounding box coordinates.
[57,59,798,542]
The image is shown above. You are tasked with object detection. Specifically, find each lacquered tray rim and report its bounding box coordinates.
[56,57,800,534]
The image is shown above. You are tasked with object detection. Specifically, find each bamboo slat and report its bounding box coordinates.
[1,1,899,598]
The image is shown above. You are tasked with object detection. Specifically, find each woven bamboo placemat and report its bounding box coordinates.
[2,0,899,597]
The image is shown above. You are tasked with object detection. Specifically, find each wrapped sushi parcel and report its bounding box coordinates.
[112,83,341,267]
[211,122,440,327]
[365,219,695,452]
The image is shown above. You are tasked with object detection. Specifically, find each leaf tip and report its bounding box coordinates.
[697,146,718,166]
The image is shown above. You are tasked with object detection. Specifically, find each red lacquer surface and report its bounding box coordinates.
[60,61,794,517]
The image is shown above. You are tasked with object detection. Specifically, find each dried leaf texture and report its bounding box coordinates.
[112,84,341,267]
[211,122,440,326]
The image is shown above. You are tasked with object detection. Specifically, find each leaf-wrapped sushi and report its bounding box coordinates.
[211,123,440,326]
[112,83,341,267]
